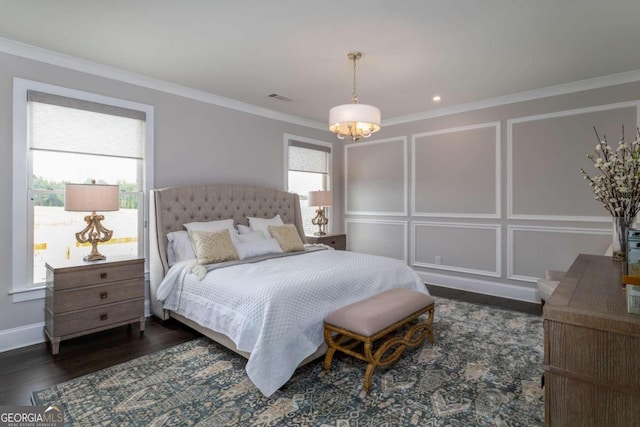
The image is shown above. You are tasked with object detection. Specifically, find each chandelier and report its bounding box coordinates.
[329,52,381,141]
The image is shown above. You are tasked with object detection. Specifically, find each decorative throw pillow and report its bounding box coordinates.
[238,230,266,243]
[248,215,284,239]
[268,224,305,252]
[189,229,239,264]
[234,238,283,260]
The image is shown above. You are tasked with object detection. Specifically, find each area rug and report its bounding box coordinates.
[32,298,544,426]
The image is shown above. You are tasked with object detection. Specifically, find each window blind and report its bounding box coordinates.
[288,140,330,174]
[27,90,145,159]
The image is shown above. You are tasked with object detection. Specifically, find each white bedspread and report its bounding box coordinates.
[158,249,428,396]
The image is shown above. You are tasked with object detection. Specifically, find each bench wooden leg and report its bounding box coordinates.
[324,303,435,393]
[364,341,376,393]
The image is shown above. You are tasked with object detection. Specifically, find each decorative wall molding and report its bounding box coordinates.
[417,271,538,303]
[507,101,640,222]
[344,136,408,216]
[345,218,408,262]
[411,221,502,278]
[411,122,501,219]
[0,37,325,130]
[507,225,611,282]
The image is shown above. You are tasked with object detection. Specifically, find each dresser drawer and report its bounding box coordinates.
[48,279,144,313]
[47,299,144,337]
[51,261,143,290]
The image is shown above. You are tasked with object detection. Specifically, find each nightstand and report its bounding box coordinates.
[306,233,347,250]
[44,256,145,355]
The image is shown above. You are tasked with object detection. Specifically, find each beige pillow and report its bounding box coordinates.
[189,229,239,264]
[268,224,304,252]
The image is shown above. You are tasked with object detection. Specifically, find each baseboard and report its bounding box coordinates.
[417,271,539,303]
[0,322,46,353]
[1,301,151,354]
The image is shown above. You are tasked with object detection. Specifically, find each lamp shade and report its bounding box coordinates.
[329,104,382,128]
[65,183,120,212]
[308,190,332,207]
[329,103,381,137]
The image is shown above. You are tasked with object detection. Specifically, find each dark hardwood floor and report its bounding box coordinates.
[0,288,540,406]
[0,318,200,405]
[426,284,541,315]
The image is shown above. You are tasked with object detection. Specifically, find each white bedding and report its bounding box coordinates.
[158,249,428,396]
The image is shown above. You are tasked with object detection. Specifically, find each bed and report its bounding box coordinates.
[149,183,428,396]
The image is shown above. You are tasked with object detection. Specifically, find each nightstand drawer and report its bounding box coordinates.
[47,299,144,337]
[47,279,144,313]
[50,262,143,290]
[324,235,346,250]
[306,234,347,250]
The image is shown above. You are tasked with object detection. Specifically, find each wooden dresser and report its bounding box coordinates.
[305,233,347,250]
[45,256,145,355]
[543,254,640,426]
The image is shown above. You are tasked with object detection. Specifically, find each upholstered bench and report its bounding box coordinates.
[323,288,435,392]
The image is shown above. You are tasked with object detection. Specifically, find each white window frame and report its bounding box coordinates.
[11,78,154,302]
[283,133,333,234]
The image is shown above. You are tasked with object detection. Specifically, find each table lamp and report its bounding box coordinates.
[308,190,332,236]
[65,181,120,261]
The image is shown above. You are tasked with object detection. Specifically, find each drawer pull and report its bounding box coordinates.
[100,313,108,321]
[100,272,108,279]
[330,240,336,245]
[100,292,108,299]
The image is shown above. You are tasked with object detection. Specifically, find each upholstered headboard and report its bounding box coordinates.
[148,183,306,318]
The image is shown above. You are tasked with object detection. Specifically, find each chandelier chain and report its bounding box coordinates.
[351,54,358,103]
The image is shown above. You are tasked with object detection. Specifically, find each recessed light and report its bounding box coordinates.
[432,95,441,102]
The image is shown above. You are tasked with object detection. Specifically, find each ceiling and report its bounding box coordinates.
[1,0,640,127]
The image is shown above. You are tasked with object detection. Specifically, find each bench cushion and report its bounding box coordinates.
[325,289,434,337]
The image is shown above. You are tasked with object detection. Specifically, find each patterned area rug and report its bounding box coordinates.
[32,298,544,426]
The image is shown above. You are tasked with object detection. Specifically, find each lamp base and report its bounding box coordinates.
[83,253,106,262]
[76,211,113,262]
[311,207,329,237]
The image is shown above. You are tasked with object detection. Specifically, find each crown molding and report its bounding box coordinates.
[384,69,640,126]
[4,36,640,130]
[0,37,327,131]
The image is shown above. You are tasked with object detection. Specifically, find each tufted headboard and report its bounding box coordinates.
[148,183,306,318]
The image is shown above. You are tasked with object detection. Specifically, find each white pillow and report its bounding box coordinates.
[238,231,266,243]
[237,224,252,234]
[248,215,284,239]
[233,238,283,260]
[183,219,239,243]
[167,231,196,265]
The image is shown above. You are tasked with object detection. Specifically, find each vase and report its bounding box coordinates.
[612,216,635,262]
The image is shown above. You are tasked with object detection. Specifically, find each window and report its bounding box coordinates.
[12,79,153,298]
[285,136,332,236]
